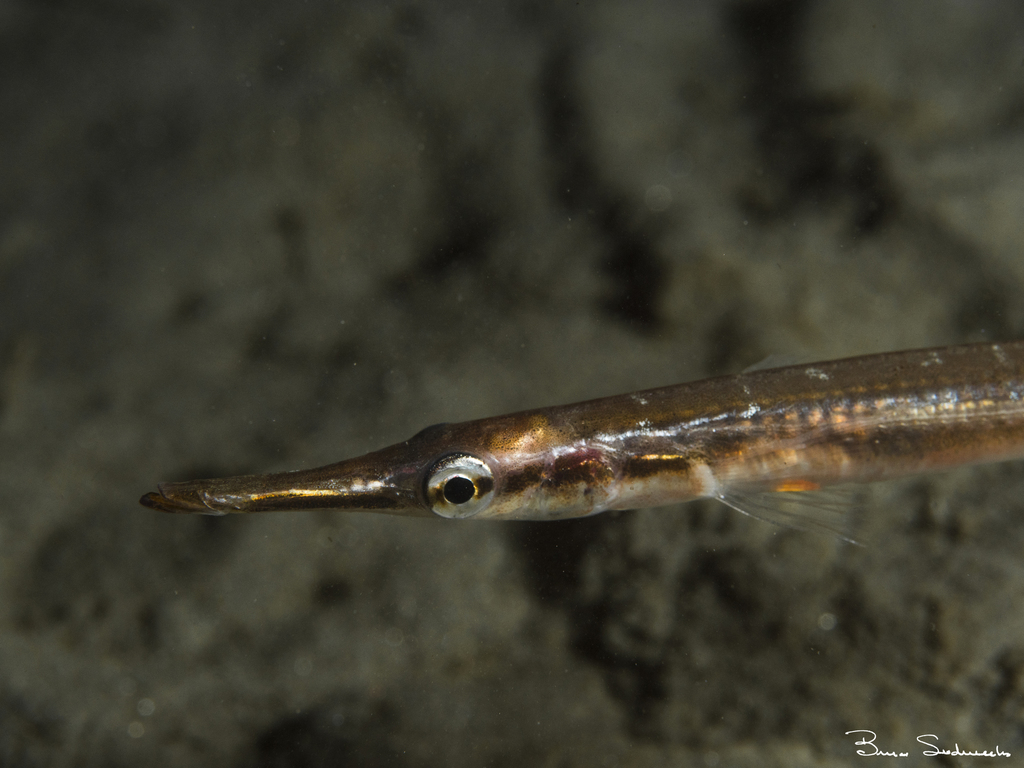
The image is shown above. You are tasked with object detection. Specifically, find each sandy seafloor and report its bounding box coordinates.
[4,0,1024,765]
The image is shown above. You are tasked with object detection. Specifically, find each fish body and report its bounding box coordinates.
[141,342,1024,533]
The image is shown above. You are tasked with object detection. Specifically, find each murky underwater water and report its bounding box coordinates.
[3,1,1024,765]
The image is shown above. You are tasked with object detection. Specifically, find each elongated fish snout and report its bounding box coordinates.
[139,447,436,517]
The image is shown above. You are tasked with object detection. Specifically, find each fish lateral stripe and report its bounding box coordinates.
[772,480,821,493]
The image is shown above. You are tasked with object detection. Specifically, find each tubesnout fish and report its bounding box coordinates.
[140,341,1024,539]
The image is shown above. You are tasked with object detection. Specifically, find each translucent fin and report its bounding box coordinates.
[741,354,805,373]
[716,486,864,544]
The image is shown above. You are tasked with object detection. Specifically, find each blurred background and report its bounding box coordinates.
[3,0,1024,764]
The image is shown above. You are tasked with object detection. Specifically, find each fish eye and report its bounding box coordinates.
[425,454,494,519]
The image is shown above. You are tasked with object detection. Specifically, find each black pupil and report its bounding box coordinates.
[443,476,476,504]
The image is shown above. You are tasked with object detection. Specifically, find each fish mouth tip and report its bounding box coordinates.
[139,490,201,514]
[139,491,167,511]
